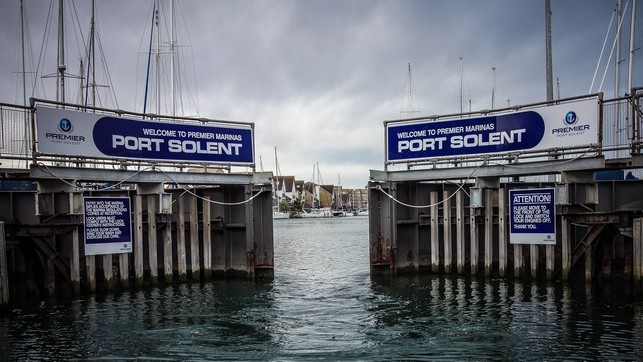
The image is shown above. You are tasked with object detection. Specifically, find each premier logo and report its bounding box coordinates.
[551,111,590,135]
[46,117,86,142]
[58,118,73,133]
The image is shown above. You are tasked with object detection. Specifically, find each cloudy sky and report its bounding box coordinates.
[1,0,640,188]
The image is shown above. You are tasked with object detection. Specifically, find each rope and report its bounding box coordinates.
[376,163,482,209]
[35,163,266,206]
[158,169,266,206]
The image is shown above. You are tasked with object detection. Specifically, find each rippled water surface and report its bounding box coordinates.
[2,217,643,360]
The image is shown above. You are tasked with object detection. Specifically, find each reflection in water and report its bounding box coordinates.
[1,217,642,360]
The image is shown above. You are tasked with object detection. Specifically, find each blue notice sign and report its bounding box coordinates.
[384,97,599,163]
[387,111,544,162]
[35,107,255,165]
[84,197,132,255]
[93,117,254,164]
[509,188,556,245]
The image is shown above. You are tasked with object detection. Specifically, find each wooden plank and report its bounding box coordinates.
[147,195,158,284]
[0,222,8,304]
[514,244,522,278]
[177,194,187,281]
[245,185,255,275]
[70,226,80,294]
[634,218,642,283]
[163,207,173,280]
[530,245,538,279]
[585,241,593,282]
[203,196,212,279]
[86,256,96,292]
[133,195,143,286]
[546,245,555,280]
[102,255,112,290]
[561,216,570,280]
[190,195,200,280]
[456,190,465,274]
[119,253,129,288]
[498,188,506,276]
[484,189,494,276]
[571,224,606,268]
[430,191,439,273]
[443,191,452,273]
[470,211,479,276]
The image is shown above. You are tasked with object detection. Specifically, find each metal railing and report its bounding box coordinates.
[1,98,256,173]
[0,102,32,169]
[383,90,643,172]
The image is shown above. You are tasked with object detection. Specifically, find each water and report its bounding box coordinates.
[2,217,643,360]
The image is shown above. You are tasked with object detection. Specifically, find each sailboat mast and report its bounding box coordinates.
[90,0,96,106]
[143,1,156,115]
[459,57,464,114]
[20,0,27,106]
[616,0,624,97]
[57,0,66,103]
[491,66,496,110]
[170,0,177,117]
[545,0,553,101]
[155,0,160,115]
[628,0,637,92]
[401,63,420,116]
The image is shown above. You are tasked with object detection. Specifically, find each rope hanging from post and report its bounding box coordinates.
[375,163,482,209]
[36,163,267,206]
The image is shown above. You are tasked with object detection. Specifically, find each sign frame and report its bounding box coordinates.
[36,106,255,166]
[509,187,557,245]
[83,196,132,256]
[385,97,599,164]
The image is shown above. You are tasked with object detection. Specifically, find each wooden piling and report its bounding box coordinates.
[87,256,96,292]
[102,255,112,289]
[1,222,8,304]
[443,191,452,273]
[484,189,494,276]
[46,251,55,297]
[634,218,642,285]
[177,194,187,281]
[530,245,538,279]
[133,195,142,286]
[202,196,212,279]
[189,195,200,280]
[70,227,80,294]
[118,253,129,288]
[585,242,593,283]
[470,209,479,276]
[561,216,570,280]
[514,244,522,278]
[498,188,507,276]
[147,195,158,284]
[430,191,439,273]
[456,190,465,274]
[163,216,172,280]
[546,245,554,280]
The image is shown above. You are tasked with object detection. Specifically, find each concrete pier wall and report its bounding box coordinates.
[0,170,274,304]
[369,177,643,288]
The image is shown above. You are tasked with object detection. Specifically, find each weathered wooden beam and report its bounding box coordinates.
[177,195,187,281]
[430,191,439,273]
[190,195,200,280]
[484,189,494,276]
[0,222,9,304]
[203,196,212,279]
[456,191,465,274]
[133,195,143,286]
[498,189,507,276]
[147,196,158,285]
[443,191,452,273]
